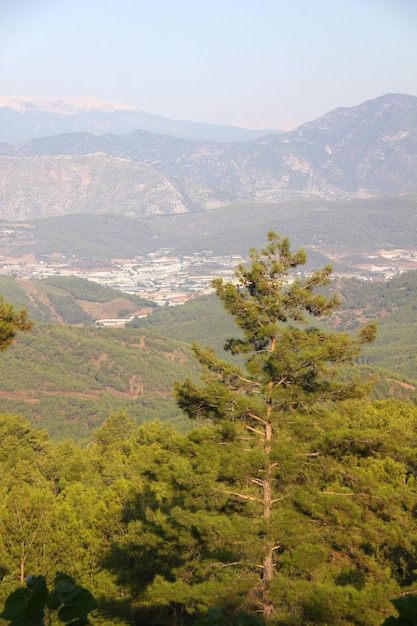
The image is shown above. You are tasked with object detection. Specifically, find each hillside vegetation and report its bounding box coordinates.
[0,270,416,441]
[0,324,196,440]
[328,271,417,383]
[129,271,417,385]
[0,275,155,325]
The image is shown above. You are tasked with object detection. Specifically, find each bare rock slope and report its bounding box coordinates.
[1,93,416,219]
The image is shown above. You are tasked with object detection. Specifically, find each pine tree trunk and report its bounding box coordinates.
[20,541,25,583]
[262,419,275,621]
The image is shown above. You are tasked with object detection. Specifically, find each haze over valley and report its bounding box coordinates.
[0,92,416,306]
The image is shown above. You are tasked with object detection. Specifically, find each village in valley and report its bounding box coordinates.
[1,243,417,313]
[0,246,245,307]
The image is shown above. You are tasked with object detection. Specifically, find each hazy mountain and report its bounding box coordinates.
[0,96,282,143]
[0,93,416,219]
[0,153,195,221]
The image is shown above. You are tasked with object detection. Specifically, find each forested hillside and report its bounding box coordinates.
[129,272,417,396]
[1,234,417,626]
[1,402,417,626]
[329,272,417,384]
[0,275,155,325]
[0,269,416,441]
[0,324,196,440]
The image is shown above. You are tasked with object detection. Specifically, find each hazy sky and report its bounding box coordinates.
[1,0,416,129]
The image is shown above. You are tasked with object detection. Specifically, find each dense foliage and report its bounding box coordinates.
[127,294,240,354]
[131,270,417,386]
[0,270,416,440]
[0,402,417,625]
[332,272,417,381]
[0,234,417,625]
[0,572,97,626]
[0,324,196,440]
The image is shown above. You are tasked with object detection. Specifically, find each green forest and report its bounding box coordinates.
[0,268,416,442]
[0,323,198,440]
[0,233,417,626]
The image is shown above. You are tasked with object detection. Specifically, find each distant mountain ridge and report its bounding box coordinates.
[0,93,416,219]
[0,95,137,114]
[0,95,282,143]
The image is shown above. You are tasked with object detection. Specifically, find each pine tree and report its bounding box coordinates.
[175,232,376,622]
[0,295,33,351]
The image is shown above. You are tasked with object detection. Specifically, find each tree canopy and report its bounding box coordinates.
[0,296,32,352]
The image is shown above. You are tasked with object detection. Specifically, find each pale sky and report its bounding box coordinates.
[0,0,416,129]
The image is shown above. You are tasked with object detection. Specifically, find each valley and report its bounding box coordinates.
[1,217,416,310]
[1,188,416,311]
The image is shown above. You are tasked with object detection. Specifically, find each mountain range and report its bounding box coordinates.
[0,96,282,143]
[0,93,416,221]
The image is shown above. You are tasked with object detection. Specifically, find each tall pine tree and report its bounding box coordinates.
[175,232,376,622]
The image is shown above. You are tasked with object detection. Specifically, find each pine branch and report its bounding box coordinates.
[247,412,268,425]
[251,477,264,487]
[245,424,265,437]
[271,496,288,504]
[213,486,262,503]
[271,544,282,552]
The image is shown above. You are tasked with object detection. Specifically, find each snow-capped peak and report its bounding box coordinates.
[0,96,140,115]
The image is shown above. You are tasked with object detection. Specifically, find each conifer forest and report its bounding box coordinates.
[1,233,417,626]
